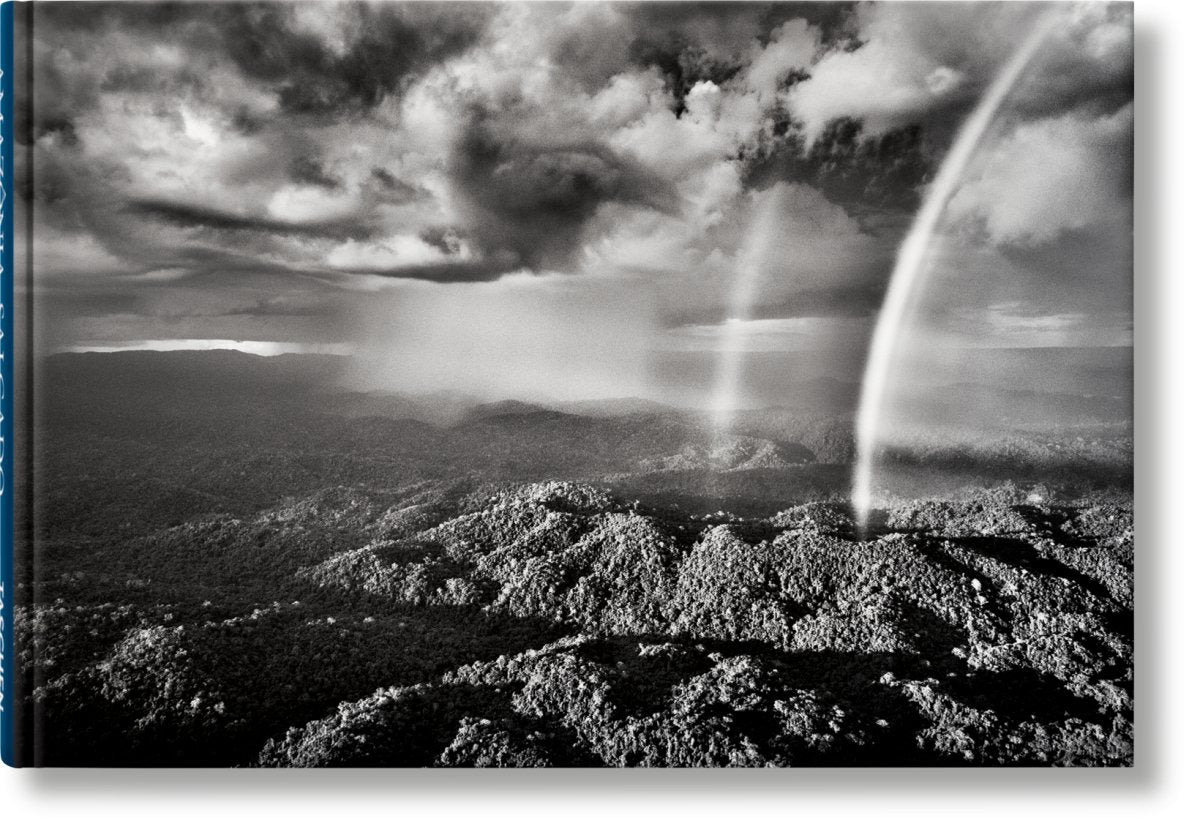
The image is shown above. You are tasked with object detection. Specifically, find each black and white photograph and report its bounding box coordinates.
[8,0,1134,768]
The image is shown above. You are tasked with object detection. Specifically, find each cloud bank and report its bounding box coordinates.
[20,1,1132,406]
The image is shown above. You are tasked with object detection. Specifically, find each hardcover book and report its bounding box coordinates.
[0,0,1133,767]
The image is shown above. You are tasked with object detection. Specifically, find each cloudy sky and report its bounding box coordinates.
[20,1,1133,407]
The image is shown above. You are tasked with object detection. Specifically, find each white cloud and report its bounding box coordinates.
[179,107,220,147]
[782,2,1131,144]
[28,0,1133,394]
[744,18,821,98]
[267,184,360,224]
[33,230,136,279]
[782,2,1017,141]
[932,304,1134,349]
[588,70,670,129]
[946,104,1132,247]
[662,315,871,353]
[64,339,354,356]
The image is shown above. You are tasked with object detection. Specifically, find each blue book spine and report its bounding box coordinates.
[0,0,14,769]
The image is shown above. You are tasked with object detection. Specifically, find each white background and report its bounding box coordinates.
[3,0,1197,829]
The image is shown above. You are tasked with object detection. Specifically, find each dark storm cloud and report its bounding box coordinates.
[216,2,492,119]
[98,62,207,97]
[371,168,429,203]
[620,1,851,38]
[36,1,495,121]
[17,4,212,148]
[21,114,80,149]
[415,227,455,255]
[220,297,333,319]
[152,247,356,286]
[544,2,852,101]
[632,44,743,118]
[126,198,374,242]
[744,118,931,213]
[42,289,150,318]
[19,1,1133,366]
[13,6,88,148]
[621,2,853,112]
[288,157,342,190]
[444,107,680,275]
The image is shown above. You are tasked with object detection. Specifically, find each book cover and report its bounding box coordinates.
[1,0,1133,768]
